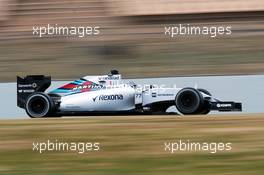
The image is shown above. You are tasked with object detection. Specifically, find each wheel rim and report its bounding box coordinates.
[26,95,50,117]
[176,89,201,114]
[180,92,197,108]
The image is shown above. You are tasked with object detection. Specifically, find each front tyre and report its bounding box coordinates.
[25,93,54,118]
[175,88,204,115]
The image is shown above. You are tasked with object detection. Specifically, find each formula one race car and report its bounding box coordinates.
[17,70,242,118]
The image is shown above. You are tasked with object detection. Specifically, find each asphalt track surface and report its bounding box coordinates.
[0,114,263,175]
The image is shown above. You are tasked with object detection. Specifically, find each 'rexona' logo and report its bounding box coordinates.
[92,96,98,102]
[93,94,123,102]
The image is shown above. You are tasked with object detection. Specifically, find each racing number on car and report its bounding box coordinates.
[136,94,142,98]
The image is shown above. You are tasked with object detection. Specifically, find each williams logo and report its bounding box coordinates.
[217,103,232,108]
[93,94,123,102]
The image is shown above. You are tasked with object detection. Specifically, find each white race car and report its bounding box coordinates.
[17,70,242,118]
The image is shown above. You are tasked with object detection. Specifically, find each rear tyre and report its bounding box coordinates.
[175,88,204,115]
[25,93,55,118]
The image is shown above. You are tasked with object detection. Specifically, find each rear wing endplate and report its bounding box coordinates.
[17,75,51,108]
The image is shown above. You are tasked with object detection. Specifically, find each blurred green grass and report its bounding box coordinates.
[0,114,263,175]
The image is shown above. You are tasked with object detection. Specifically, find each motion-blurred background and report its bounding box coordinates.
[0,0,264,81]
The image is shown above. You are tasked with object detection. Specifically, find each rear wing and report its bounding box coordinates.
[17,75,51,108]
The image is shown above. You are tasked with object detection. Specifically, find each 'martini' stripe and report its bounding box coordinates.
[51,89,71,93]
